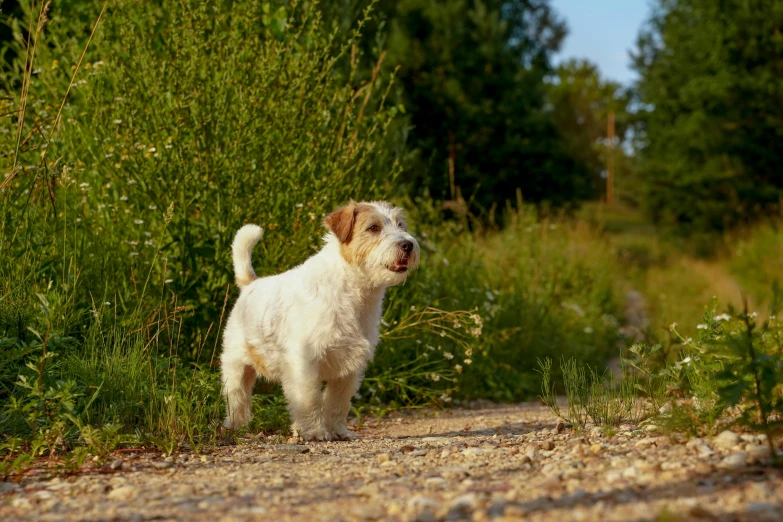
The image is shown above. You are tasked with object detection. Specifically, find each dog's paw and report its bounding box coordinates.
[331,427,355,441]
[295,425,334,442]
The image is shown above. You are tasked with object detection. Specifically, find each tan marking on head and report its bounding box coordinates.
[324,200,358,243]
[247,347,270,379]
[340,203,386,266]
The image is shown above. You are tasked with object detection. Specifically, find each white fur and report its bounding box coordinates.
[220,202,420,441]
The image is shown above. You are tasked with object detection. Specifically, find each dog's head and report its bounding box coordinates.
[325,200,420,286]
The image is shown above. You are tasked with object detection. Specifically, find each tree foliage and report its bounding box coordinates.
[633,0,783,232]
[326,0,595,215]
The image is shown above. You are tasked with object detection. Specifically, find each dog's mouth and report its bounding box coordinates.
[388,258,409,273]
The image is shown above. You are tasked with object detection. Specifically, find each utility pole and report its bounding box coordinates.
[607,111,615,205]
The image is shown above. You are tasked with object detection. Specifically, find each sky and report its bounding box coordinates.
[550,0,652,85]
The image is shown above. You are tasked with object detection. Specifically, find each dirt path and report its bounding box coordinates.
[2,403,782,521]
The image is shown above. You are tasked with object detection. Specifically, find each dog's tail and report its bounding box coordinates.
[232,224,264,289]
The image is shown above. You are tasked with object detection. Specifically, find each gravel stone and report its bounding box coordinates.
[273,444,310,455]
[718,452,747,470]
[713,430,742,450]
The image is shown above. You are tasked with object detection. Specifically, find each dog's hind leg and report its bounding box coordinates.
[221,353,256,430]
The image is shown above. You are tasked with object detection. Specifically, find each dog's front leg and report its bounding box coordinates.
[282,361,331,441]
[323,373,361,440]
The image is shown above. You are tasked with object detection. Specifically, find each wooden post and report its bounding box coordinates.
[607,111,615,205]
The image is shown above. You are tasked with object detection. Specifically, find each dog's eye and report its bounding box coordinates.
[367,224,381,233]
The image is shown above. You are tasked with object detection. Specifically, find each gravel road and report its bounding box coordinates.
[2,402,782,521]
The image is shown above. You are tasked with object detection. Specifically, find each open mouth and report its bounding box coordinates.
[388,259,409,273]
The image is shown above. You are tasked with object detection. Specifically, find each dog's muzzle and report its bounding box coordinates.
[388,240,414,273]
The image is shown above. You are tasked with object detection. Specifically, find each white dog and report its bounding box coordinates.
[220,200,420,441]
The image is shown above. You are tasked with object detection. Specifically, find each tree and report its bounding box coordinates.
[547,59,634,202]
[325,1,595,215]
[632,0,783,232]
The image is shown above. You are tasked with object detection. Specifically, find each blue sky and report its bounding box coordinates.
[550,0,652,85]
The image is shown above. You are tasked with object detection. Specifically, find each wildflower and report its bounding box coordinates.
[669,322,678,331]
[696,324,707,330]
[426,345,435,351]
[148,204,157,210]
[415,340,422,344]
[442,258,449,266]
[381,319,390,327]
[164,279,173,284]
[485,291,495,302]
[440,331,446,337]
[464,359,473,365]
[148,146,157,153]
[465,348,472,357]
[368,387,377,394]
[120,195,128,201]
[453,321,461,329]
[410,305,416,311]
[432,374,440,382]
[104,302,111,306]
[113,119,122,125]
[751,312,758,318]
[134,219,144,225]
[715,313,731,322]
[130,252,139,257]
[439,393,451,402]
[454,364,463,374]
[444,352,454,360]
[295,203,303,208]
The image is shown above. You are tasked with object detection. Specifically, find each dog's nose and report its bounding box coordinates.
[400,240,414,254]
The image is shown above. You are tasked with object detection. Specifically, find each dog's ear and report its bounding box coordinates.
[324,200,357,243]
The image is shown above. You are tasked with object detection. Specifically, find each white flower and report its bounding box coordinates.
[696,324,708,330]
[134,219,144,224]
[148,147,157,153]
[444,352,454,360]
[464,359,472,365]
[715,314,731,322]
[104,302,111,306]
[148,204,157,210]
[410,305,416,311]
[113,119,122,125]
[120,195,128,201]
[485,291,495,302]
[295,203,303,208]
[164,279,173,284]
[454,364,463,373]
[442,258,449,266]
[669,322,678,331]
[432,374,440,382]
